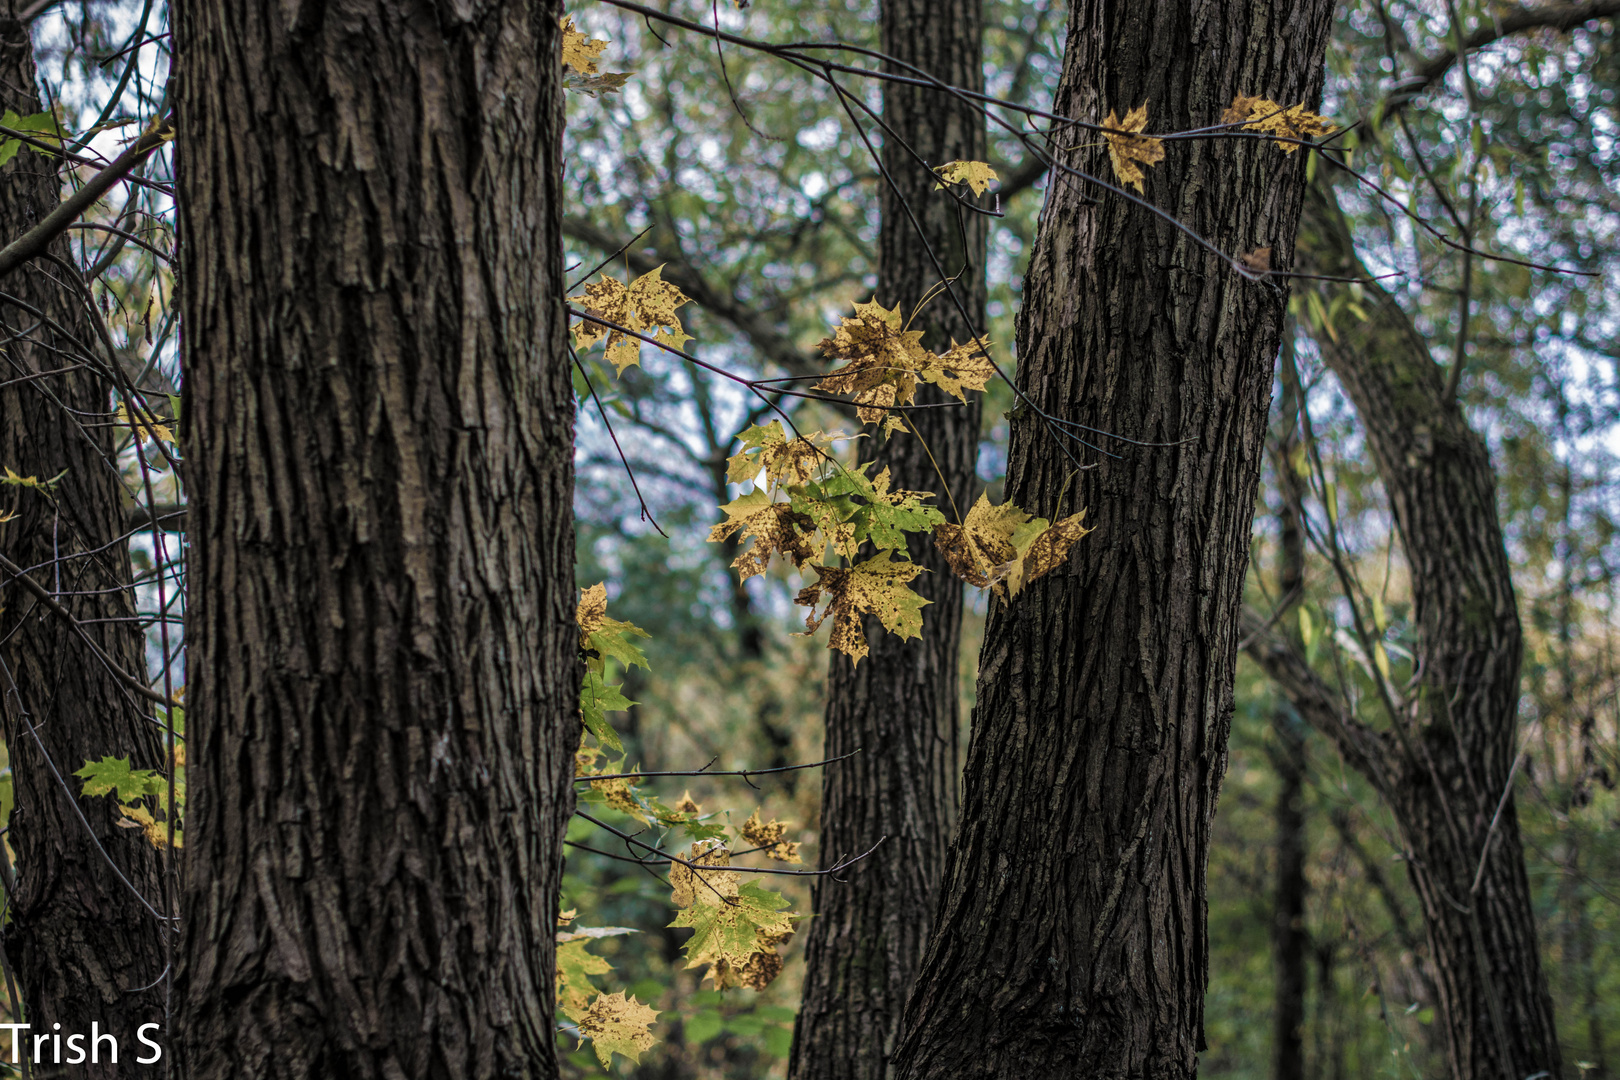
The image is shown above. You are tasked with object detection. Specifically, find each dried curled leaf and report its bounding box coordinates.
[741,810,802,863]
[576,991,659,1067]
[795,549,929,665]
[1102,104,1164,194]
[708,490,819,581]
[568,266,693,375]
[933,160,999,196]
[1221,96,1336,153]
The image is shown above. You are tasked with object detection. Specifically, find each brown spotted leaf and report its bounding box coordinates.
[740,809,802,863]
[1222,96,1336,153]
[794,549,929,664]
[707,490,819,580]
[576,991,658,1068]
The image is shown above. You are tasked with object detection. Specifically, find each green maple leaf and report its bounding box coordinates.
[670,880,794,974]
[74,756,163,802]
[579,671,633,753]
[556,938,612,1023]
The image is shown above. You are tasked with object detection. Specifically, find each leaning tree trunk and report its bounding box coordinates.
[888,0,1336,1073]
[173,2,578,1077]
[789,5,986,1080]
[0,11,169,1071]
[1247,176,1560,1080]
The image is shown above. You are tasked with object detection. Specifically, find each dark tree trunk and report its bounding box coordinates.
[173,2,578,1077]
[1247,176,1561,1080]
[0,13,169,1073]
[889,0,1335,1073]
[1269,710,1308,1080]
[789,4,985,1079]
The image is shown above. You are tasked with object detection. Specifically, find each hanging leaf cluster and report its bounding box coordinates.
[669,841,797,991]
[1097,97,1336,191]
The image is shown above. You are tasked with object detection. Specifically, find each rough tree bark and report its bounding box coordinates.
[0,10,169,1072]
[1243,176,1560,1080]
[789,4,985,1078]
[888,0,1336,1072]
[173,2,578,1077]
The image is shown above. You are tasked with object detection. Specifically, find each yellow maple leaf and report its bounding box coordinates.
[569,266,694,375]
[114,404,175,445]
[816,299,929,424]
[1102,105,1164,194]
[707,490,819,580]
[576,991,658,1068]
[1222,95,1336,153]
[920,337,996,403]
[795,549,929,664]
[932,492,1029,588]
[577,581,608,644]
[560,15,608,75]
[116,804,172,849]
[669,840,739,909]
[933,160,999,196]
[741,809,802,863]
[725,422,845,489]
[1003,510,1093,598]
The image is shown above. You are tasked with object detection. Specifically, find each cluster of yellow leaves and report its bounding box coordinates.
[569,266,693,375]
[741,810,801,863]
[1222,95,1336,152]
[815,299,994,426]
[669,842,796,991]
[932,160,999,197]
[559,15,631,98]
[1102,105,1165,194]
[933,492,1094,599]
[555,918,658,1067]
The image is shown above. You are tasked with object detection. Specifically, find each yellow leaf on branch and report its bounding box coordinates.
[919,337,996,403]
[795,549,929,664]
[741,809,802,863]
[568,266,693,375]
[933,493,1094,598]
[707,490,819,580]
[1102,104,1164,194]
[932,160,999,196]
[816,299,929,425]
[1222,96,1336,153]
[576,991,659,1067]
[560,16,608,74]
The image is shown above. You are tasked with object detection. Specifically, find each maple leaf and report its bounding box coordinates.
[563,71,632,98]
[932,492,1029,588]
[672,878,795,982]
[1221,96,1336,153]
[560,15,608,74]
[741,810,801,863]
[919,337,996,403]
[795,549,929,664]
[933,160,999,196]
[816,299,929,424]
[725,421,845,489]
[708,490,819,580]
[669,840,739,909]
[576,991,659,1067]
[556,938,612,1022]
[569,266,694,375]
[115,403,175,445]
[580,670,633,753]
[1102,105,1165,194]
[115,804,175,849]
[0,110,60,169]
[1003,510,1093,598]
[576,582,650,673]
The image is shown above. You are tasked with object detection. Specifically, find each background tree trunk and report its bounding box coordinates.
[1246,176,1560,1080]
[889,0,1335,1072]
[0,12,169,1072]
[173,2,578,1077]
[789,4,985,1079]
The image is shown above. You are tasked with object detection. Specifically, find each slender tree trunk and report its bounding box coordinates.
[173,2,578,1077]
[1248,176,1561,1080]
[1269,710,1308,1080]
[0,12,169,1072]
[789,5,985,1079]
[889,0,1335,1072]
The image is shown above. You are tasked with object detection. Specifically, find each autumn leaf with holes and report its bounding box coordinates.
[815,299,929,424]
[1102,104,1164,194]
[576,992,659,1067]
[741,810,802,863]
[668,842,796,990]
[919,337,996,403]
[569,266,693,375]
[795,549,930,664]
[933,160,999,196]
[708,490,819,581]
[934,494,1094,598]
[725,421,847,488]
[1221,96,1336,152]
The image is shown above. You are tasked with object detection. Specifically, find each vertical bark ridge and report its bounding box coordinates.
[790,4,985,1078]
[174,2,577,1077]
[890,0,1335,1073]
[0,13,170,1072]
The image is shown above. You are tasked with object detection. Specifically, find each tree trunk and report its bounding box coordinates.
[889,0,1335,1073]
[789,4,985,1079]
[1246,176,1561,1080]
[173,2,578,1077]
[0,13,170,1073]
[1269,709,1308,1080]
